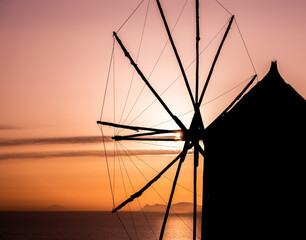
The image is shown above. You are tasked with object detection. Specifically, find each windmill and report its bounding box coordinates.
[97,0,258,239]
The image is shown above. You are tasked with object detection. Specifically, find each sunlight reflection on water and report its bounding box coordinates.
[0,212,202,240]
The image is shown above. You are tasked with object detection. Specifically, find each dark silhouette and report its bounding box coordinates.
[203,61,306,239]
[143,202,202,213]
[99,1,306,238]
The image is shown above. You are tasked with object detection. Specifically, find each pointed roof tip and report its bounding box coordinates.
[262,60,284,83]
[270,60,278,73]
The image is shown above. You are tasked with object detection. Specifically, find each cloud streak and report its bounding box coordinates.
[0,136,183,160]
[0,149,181,161]
[0,125,21,130]
[0,136,111,147]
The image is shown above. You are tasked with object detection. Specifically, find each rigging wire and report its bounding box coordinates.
[213,1,257,79]
[116,0,146,33]
[101,6,256,142]
[118,144,158,239]
[98,126,115,207]
[117,143,140,240]
[118,142,199,196]
[123,19,230,128]
[133,140,183,149]
[214,1,257,79]
[151,75,255,128]
[117,0,151,134]
[99,38,115,120]
[98,134,132,240]
[116,212,133,240]
[118,0,191,135]
[215,0,232,16]
[234,18,257,79]
[118,142,201,239]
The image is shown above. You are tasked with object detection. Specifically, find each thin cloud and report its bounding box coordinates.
[0,149,181,161]
[0,135,182,147]
[0,125,21,130]
[0,136,111,147]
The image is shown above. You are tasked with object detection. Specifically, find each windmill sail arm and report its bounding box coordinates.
[207,74,257,128]
[113,137,181,141]
[112,151,185,213]
[113,32,187,131]
[159,141,190,239]
[156,0,195,107]
[97,120,177,133]
[113,131,181,140]
[219,74,257,116]
[198,15,235,105]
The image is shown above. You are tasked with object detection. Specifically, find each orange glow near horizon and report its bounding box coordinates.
[0,0,306,211]
[0,151,200,211]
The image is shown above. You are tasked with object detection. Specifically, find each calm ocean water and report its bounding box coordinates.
[0,211,202,240]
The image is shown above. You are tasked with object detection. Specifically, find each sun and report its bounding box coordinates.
[174,131,183,139]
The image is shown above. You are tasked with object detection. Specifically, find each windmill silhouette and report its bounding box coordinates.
[97,0,258,239]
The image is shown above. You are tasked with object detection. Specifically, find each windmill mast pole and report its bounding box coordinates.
[194,0,200,239]
[195,0,200,103]
[194,144,199,240]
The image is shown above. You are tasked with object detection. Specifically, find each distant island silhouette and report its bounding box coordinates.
[46,204,67,211]
[144,202,201,213]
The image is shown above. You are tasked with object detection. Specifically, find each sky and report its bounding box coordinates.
[0,0,305,211]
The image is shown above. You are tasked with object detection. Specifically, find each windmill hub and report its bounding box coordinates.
[182,128,204,143]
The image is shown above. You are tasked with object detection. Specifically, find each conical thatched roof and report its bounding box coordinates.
[204,61,305,239]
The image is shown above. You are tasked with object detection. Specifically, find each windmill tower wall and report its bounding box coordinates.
[204,61,306,239]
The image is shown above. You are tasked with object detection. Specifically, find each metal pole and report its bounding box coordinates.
[194,145,199,240]
[194,1,200,236]
[201,149,208,240]
[195,0,200,104]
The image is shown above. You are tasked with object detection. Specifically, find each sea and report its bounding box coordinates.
[0,211,202,240]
